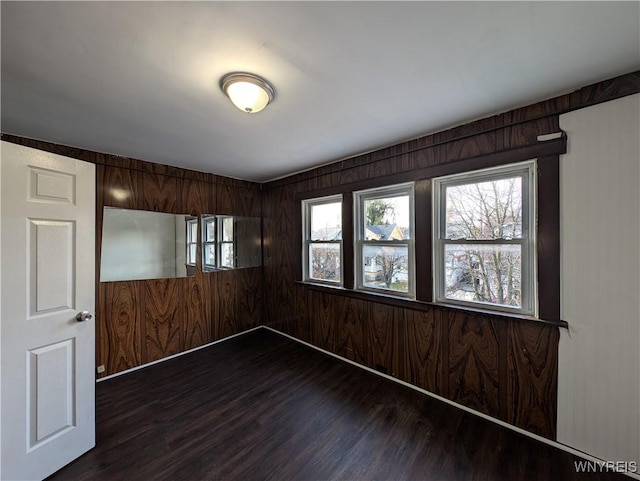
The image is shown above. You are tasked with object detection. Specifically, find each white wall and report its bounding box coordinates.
[558,93,640,467]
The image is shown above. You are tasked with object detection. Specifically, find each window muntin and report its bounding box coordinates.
[355,183,414,296]
[302,195,343,284]
[433,160,536,315]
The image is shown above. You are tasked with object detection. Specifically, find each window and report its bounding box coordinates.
[354,183,414,296]
[302,195,342,284]
[202,215,216,270]
[433,160,536,315]
[186,217,198,266]
[218,216,235,268]
[202,215,236,270]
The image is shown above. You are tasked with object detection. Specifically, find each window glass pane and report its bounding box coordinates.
[203,243,215,266]
[363,195,410,240]
[222,217,234,242]
[444,244,521,308]
[362,244,409,292]
[309,243,341,282]
[205,219,216,242]
[189,221,198,242]
[220,243,234,268]
[188,244,197,264]
[310,202,342,241]
[445,177,522,240]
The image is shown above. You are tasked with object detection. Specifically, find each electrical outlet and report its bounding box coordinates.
[96,365,105,374]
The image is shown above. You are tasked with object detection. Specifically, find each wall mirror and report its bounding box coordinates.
[201,215,261,271]
[100,207,197,282]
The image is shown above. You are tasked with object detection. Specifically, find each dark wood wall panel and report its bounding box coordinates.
[292,285,311,342]
[215,181,236,215]
[263,185,299,336]
[507,322,559,438]
[366,303,401,378]
[215,181,261,218]
[402,309,444,395]
[143,172,178,212]
[98,281,143,374]
[101,166,141,209]
[214,270,238,339]
[183,275,211,350]
[335,298,367,365]
[181,178,211,216]
[236,268,262,332]
[144,279,183,362]
[445,130,497,162]
[237,187,262,218]
[310,289,339,352]
[447,314,501,418]
[408,148,437,171]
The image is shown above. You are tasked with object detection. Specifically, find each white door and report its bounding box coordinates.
[0,141,95,480]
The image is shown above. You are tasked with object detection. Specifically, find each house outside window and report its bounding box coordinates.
[433,160,537,315]
[354,183,414,296]
[302,195,342,284]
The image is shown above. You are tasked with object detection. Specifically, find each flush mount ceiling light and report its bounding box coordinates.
[220,72,275,114]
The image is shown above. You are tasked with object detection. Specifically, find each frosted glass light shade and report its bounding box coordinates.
[220,73,275,114]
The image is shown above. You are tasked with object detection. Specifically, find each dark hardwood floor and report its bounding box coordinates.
[48,329,627,481]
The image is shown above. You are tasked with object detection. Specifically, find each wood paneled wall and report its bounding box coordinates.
[262,71,640,440]
[0,135,263,378]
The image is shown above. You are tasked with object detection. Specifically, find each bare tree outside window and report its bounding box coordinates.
[445,177,522,306]
[363,244,408,290]
[434,161,535,314]
[310,243,341,281]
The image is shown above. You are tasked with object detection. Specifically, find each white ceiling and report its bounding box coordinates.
[2,2,639,182]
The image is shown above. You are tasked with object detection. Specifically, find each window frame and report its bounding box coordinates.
[302,194,344,285]
[354,182,415,298]
[217,215,236,269]
[432,160,537,316]
[202,215,237,270]
[202,215,216,270]
[185,217,198,267]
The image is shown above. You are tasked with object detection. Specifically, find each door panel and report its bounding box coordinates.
[30,219,75,315]
[1,141,95,480]
[28,166,76,205]
[28,339,75,446]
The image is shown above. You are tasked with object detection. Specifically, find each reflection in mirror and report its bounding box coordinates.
[100,207,197,282]
[201,215,261,271]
